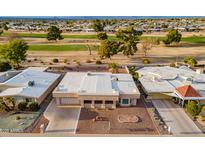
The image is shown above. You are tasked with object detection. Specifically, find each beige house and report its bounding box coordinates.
[53,72,140,109]
[0,67,61,104]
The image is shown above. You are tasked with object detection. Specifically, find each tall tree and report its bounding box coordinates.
[3,23,8,31]
[98,40,119,59]
[0,29,3,36]
[163,29,182,45]
[116,26,142,56]
[141,37,160,57]
[97,32,108,40]
[47,26,63,41]
[0,39,29,68]
[92,19,105,32]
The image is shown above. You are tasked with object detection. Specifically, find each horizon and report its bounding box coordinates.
[0,16,204,20]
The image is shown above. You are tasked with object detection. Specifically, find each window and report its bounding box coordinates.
[122,99,129,104]
[84,100,92,104]
[105,101,113,104]
[94,100,103,104]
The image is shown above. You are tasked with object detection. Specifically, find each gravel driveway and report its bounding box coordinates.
[152,100,203,136]
[44,100,81,134]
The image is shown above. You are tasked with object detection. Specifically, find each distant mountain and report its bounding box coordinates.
[0,16,204,20]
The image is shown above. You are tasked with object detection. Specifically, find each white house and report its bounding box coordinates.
[53,72,140,109]
[0,67,60,104]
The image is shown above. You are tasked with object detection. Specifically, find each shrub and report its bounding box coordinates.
[0,104,5,112]
[186,100,201,116]
[16,116,21,120]
[96,60,102,64]
[29,102,39,112]
[108,63,119,73]
[142,58,151,64]
[184,57,197,67]
[64,59,68,63]
[76,61,81,65]
[18,102,28,111]
[86,59,92,63]
[52,58,59,63]
[34,58,38,61]
[128,66,139,81]
[169,63,176,67]
[0,61,12,72]
[200,115,205,122]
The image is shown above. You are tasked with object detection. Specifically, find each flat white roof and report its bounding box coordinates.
[138,66,205,97]
[53,72,140,96]
[0,68,60,98]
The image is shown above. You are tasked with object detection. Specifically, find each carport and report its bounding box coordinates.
[152,99,203,136]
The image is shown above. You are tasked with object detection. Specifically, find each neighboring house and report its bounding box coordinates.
[53,72,140,109]
[0,67,61,104]
[138,66,205,107]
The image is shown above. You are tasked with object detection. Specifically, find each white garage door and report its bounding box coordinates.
[60,97,80,105]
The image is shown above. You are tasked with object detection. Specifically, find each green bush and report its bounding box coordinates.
[52,58,59,63]
[0,61,12,72]
[63,59,68,63]
[186,101,201,116]
[128,66,139,81]
[142,58,151,64]
[0,104,5,112]
[184,57,197,67]
[86,59,92,63]
[16,116,21,120]
[18,102,28,111]
[96,60,102,64]
[29,102,39,112]
[169,63,176,67]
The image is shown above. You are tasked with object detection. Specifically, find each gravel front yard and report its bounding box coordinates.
[76,101,159,135]
[0,112,40,133]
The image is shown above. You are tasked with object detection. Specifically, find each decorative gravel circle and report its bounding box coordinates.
[118,114,140,123]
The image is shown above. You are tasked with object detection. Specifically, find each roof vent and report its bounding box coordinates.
[111,76,118,81]
[28,80,35,87]
[87,72,92,76]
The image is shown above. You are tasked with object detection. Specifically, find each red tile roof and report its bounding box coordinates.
[176,85,201,97]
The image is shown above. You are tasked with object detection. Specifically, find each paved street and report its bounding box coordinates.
[152,100,203,136]
[44,100,81,134]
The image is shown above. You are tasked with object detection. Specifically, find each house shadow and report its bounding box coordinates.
[78,108,99,120]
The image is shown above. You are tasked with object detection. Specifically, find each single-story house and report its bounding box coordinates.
[0,67,61,104]
[53,72,140,109]
[138,66,205,106]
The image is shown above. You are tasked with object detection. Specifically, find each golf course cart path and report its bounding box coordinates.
[152,100,203,136]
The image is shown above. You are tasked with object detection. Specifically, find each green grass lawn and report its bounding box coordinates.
[141,36,205,44]
[2,32,116,40]
[28,44,99,51]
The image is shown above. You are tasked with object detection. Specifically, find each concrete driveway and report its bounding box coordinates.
[152,100,203,136]
[44,100,81,134]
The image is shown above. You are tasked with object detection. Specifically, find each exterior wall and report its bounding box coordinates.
[119,94,139,107]
[37,75,61,104]
[79,95,118,109]
[147,93,172,100]
[55,97,80,105]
